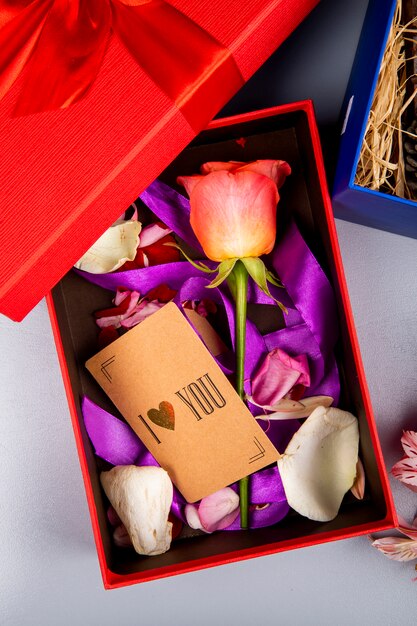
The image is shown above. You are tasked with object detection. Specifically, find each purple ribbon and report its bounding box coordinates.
[77,179,341,530]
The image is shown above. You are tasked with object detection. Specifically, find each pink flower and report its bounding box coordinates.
[184,488,240,533]
[250,348,310,407]
[392,431,417,493]
[177,160,291,262]
[372,516,417,561]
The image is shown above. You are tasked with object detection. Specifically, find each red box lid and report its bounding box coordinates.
[0,0,320,321]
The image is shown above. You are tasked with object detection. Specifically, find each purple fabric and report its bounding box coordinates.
[78,180,341,530]
[269,222,340,403]
[75,262,214,293]
[140,180,203,253]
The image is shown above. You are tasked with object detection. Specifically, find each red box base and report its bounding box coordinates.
[47,101,396,589]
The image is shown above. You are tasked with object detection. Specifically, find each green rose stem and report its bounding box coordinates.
[231,260,249,530]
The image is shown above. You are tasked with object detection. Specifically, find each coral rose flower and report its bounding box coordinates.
[177,159,291,529]
[177,160,291,262]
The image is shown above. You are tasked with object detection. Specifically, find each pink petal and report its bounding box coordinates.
[120,300,165,328]
[96,290,141,328]
[176,175,204,196]
[392,456,417,493]
[235,160,291,188]
[121,290,141,316]
[184,504,206,532]
[198,487,240,533]
[251,348,310,407]
[189,170,279,261]
[139,222,172,248]
[114,288,131,307]
[401,431,417,458]
[351,457,365,500]
[371,536,417,561]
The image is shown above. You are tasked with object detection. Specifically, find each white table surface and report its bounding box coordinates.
[2,0,417,623]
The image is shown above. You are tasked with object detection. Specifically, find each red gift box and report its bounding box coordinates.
[47,101,396,589]
[0,0,320,322]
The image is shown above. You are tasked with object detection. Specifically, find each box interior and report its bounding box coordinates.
[51,109,388,578]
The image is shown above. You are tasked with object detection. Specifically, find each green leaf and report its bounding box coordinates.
[206,258,237,288]
[240,257,287,313]
[164,242,214,273]
[265,269,284,289]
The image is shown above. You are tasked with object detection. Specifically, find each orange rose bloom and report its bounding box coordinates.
[177,160,291,262]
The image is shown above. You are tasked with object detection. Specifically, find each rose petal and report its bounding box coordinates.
[107,506,122,527]
[195,298,217,317]
[371,536,417,561]
[200,161,243,173]
[198,487,240,533]
[95,289,140,327]
[146,284,177,303]
[251,348,310,407]
[120,300,165,328]
[97,326,119,349]
[184,503,206,532]
[74,219,141,273]
[169,513,183,540]
[114,288,131,307]
[139,222,172,248]
[141,235,180,266]
[278,406,359,521]
[176,175,204,196]
[392,456,417,493]
[401,431,417,458]
[235,160,292,188]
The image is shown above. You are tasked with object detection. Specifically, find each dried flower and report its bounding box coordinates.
[372,516,417,561]
[101,465,173,556]
[392,431,417,493]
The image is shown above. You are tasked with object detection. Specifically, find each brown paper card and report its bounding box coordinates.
[86,303,278,502]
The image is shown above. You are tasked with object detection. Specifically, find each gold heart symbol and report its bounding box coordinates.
[147,401,175,431]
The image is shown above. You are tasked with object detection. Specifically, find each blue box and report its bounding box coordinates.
[333,0,417,239]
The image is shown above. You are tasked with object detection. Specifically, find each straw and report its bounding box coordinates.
[355,0,417,200]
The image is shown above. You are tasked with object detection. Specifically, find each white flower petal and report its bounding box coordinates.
[278,406,359,522]
[74,219,141,274]
[184,503,207,532]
